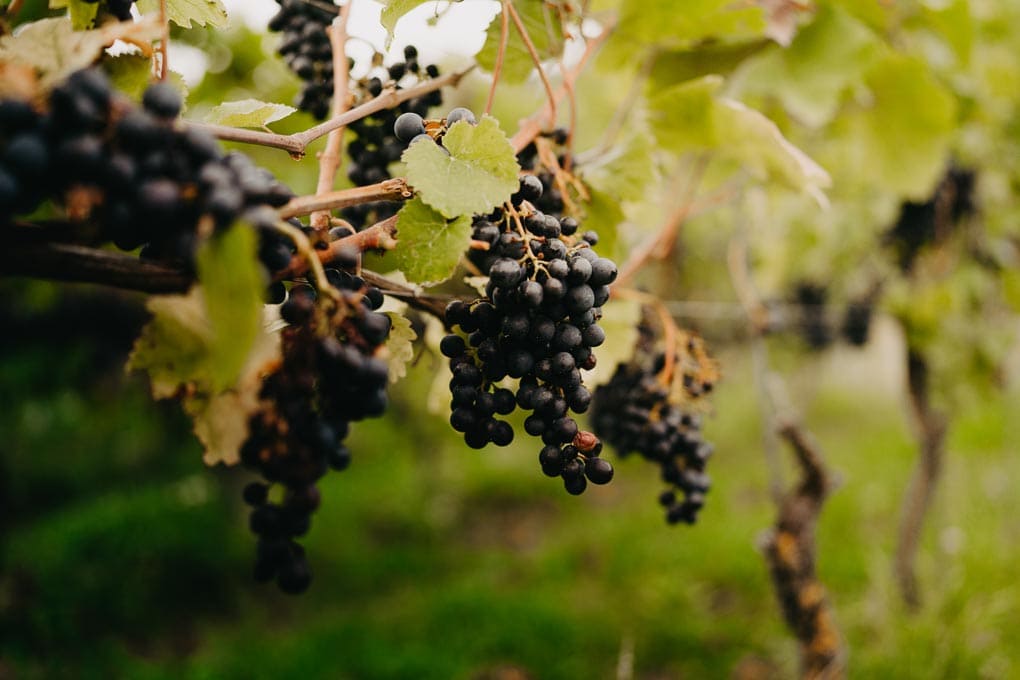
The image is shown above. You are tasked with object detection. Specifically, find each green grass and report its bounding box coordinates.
[2,341,1019,679]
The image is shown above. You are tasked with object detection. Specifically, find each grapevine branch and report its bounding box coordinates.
[505,0,557,128]
[157,0,169,80]
[360,270,451,320]
[188,67,472,156]
[278,178,413,219]
[894,348,947,611]
[0,241,191,294]
[0,236,453,323]
[484,0,510,115]
[310,2,354,234]
[273,216,398,282]
[762,421,845,680]
[509,16,615,153]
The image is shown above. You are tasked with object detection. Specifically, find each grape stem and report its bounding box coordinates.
[157,0,169,80]
[272,220,340,302]
[505,0,557,129]
[310,1,355,236]
[509,17,615,154]
[611,286,678,387]
[272,216,398,283]
[278,178,413,219]
[484,0,510,115]
[360,270,452,320]
[188,66,473,156]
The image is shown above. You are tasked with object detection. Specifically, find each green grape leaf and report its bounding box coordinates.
[49,0,100,30]
[127,226,279,466]
[0,17,162,87]
[204,99,297,129]
[128,288,215,400]
[835,54,957,199]
[391,196,473,284]
[379,0,432,48]
[403,115,519,218]
[733,5,881,128]
[649,75,830,196]
[650,41,769,90]
[136,0,228,28]
[194,224,267,392]
[103,54,153,101]
[384,311,417,383]
[476,0,567,83]
[602,0,766,67]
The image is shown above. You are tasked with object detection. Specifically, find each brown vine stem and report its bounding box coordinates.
[278,178,412,219]
[0,242,191,294]
[272,216,398,282]
[614,154,709,289]
[6,0,24,17]
[157,0,169,80]
[360,269,452,320]
[505,0,557,128]
[188,67,472,156]
[509,16,615,154]
[0,232,458,324]
[310,2,354,235]
[485,0,510,115]
[611,286,678,387]
[763,421,845,680]
[894,348,947,611]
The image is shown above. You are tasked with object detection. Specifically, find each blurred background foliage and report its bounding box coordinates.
[3,0,1020,677]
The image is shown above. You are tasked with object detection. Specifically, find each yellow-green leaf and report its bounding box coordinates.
[0,16,162,88]
[205,99,296,129]
[136,0,227,28]
[403,115,519,218]
[384,311,417,383]
[195,224,266,391]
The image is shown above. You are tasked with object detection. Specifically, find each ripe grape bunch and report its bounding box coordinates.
[269,0,343,120]
[341,46,443,230]
[0,68,296,281]
[402,113,618,494]
[591,323,718,524]
[241,271,391,595]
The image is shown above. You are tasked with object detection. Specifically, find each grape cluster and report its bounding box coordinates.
[240,272,390,594]
[269,0,342,120]
[841,297,874,346]
[341,47,443,230]
[440,167,618,495]
[0,69,295,278]
[792,281,833,350]
[80,0,137,21]
[591,328,717,524]
[515,128,571,217]
[885,167,976,273]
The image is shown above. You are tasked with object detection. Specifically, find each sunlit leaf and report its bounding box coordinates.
[204,99,297,129]
[136,0,228,28]
[403,115,519,218]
